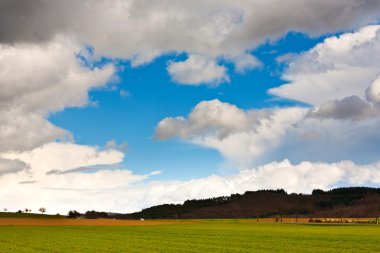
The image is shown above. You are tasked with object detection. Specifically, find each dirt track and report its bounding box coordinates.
[0,218,193,226]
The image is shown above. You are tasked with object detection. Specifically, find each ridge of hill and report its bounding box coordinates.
[129,187,380,219]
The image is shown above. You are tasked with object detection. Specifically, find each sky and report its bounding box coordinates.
[1,0,380,214]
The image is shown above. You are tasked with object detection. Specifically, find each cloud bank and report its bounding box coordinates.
[1,157,380,214]
[1,0,380,85]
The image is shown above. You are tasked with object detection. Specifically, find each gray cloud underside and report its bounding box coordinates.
[0,157,28,175]
[1,0,379,61]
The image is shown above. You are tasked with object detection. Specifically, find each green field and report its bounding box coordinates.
[0,220,380,252]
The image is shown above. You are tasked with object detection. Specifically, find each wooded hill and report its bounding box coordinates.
[73,187,380,219]
[129,187,380,219]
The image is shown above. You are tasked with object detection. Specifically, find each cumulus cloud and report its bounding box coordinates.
[0,141,132,212]
[231,53,262,73]
[1,1,379,84]
[156,99,306,168]
[105,140,128,153]
[156,93,380,167]
[0,38,115,152]
[270,25,380,105]
[167,55,229,85]
[262,116,380,165]
[2,1,380,54]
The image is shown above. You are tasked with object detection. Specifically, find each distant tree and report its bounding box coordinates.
[3,208,7,212]
[68,210,82,218]
[312,189,325,195]
[17,210,22,214]
[39,207,46,214]
[24,208,31,213]
[85,210,99,219]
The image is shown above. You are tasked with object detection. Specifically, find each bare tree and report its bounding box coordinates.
[39,207,46,214]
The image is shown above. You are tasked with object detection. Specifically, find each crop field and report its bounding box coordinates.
[0,218,380,252]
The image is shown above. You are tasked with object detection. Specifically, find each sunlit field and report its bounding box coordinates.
[0,219,379,252]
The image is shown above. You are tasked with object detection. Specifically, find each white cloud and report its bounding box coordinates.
[2,142,125,177]
[270,25,380,105]
[156,94,380,167]
[167,55,229,85]
[119,89,131,98]
[272,116,380,165]
[0,38,123,212]
[276,53,297,64]
[366,75,380,105]
[3,1,380,57]
[158,26,380,167]
[156,99,306,168]
[0,142,133,213]
[232,54,262,73]
[1,1,379,84]
[105,140,128,153]
[0,38,115,152]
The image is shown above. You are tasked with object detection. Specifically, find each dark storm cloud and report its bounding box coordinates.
[1,0,380,48]
[0,0,80,43]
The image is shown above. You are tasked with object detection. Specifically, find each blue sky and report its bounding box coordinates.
[49,32,326,180]
[1,1,380,213]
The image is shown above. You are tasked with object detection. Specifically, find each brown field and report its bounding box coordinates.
[0,218,195,226]
[0,217,376,226]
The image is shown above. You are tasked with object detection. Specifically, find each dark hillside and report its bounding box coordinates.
[130,187,380,219]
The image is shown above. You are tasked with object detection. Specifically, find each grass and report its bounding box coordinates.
[0,219,379,252]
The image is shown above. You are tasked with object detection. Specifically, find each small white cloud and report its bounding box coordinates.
[231,54,262,73]
[119,89,131,98]
[167,55,229,86]
[105,140,128,152]
[275,53,297,64]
